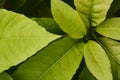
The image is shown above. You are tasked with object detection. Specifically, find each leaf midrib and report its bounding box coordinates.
[88,43,106,80]
[38,42,78,80]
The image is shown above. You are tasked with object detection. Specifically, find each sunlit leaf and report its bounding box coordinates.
[51,0,86,39]
[12,37,84,80]
[96,18,120,40]
[74,0,113,26]
[78,66,96,80]
[0,9,60,73]
[84,40,113,80]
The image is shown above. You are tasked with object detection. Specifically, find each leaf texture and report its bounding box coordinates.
[0,9,60,73]
[96,18,120,40]
[12,37,84,80]
[74,0,113,26]
[99,37,120,64]
[51,0,86,39]
[84,40,113,80]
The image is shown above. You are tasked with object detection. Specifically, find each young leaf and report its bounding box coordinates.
[0,72,13,80]
[51,0,86,39]
[99,37,120,64]
[12,37,84,80]
[33,18,64,35]
[78,13,90,29]
[74,0,113,26]
[84,40,113,80]
[78,66,96,80]
[0,9,60,73]
[96,18,120,40]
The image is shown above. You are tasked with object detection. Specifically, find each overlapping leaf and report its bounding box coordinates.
[118,65,120,79]
[0,9,60,73]
[51,0,86,39]
[33,18,64,35]
[96,18,120,40]
[0,72,13,80]
[84,40,113,80]
[12,37,84,80]
[109,55,119,80]
[74,0,113,26]
[78,66,96,80]
[99,37,120,64]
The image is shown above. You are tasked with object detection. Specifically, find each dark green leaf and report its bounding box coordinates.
[0,0,5,8]
[4,0,28,10]
[118,65,120,79]
[107,0,120,17]
[99,37,120,64]
[12,37,84,80]
[33,18,64,35]
[109,55,119,80]
[0,72,13,80]
[78,66,96,80]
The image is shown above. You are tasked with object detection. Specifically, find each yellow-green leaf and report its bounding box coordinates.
[84,40,113,80]
[0,9,60,73]
[96,18,120,40]
[74,0,113,26]
[51,0,86,39]
[12,37,84,80]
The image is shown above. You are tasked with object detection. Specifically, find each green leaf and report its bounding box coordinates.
[74,0,113,26]
[78,66,96,80]
[96,18,120,40]
[107,0,120,17]
[109,55,119,80]
[99,37,120,64]
[12,37,84,80]
[78,13,90,29]
[51,0,86,39]
[0,72,13,80]
[84,40,113,80]
[118,65,120,79]
[0,9,60,73]
[33,18,64,35]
